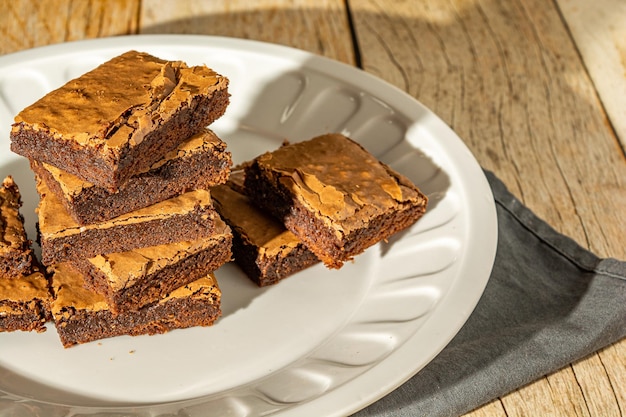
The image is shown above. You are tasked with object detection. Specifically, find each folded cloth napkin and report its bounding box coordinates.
[355,170,626,417]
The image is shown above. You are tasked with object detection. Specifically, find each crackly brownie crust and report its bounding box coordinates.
[0,270,51,333]
[243,133,428,268]
[50,263,221,347]
[36,176,219,265]
[212,171,319,286]
[70,218,232,314]
[31,128,232,225]
[11,51,229,192]
[0,176,35,278]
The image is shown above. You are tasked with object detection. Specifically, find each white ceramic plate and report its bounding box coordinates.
[0,35,497,417]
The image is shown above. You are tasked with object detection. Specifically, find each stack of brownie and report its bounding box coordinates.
[9,51,234,347]
[212,133,428,285]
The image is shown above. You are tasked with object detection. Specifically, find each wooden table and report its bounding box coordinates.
[1,1,624,416]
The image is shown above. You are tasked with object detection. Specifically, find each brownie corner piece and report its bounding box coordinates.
[1,176,36,278]
[243,133,428,268]
[0,176,49,333]
[10,50,230,192]
[0,270,51,333]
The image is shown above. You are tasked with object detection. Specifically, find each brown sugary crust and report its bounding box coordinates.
[11,89,229,192]
[243,134,428,268]
[39,204,218,266]
[0,176,35,278]
[36,176,220,266]
[70,227,232,314]
[50,264,221,347]
[10,51,230,192]
[30,129,232,225]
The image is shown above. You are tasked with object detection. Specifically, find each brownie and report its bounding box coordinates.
[0,177,49,332]
[11,50,230,192]
[244,133,428,268]
[212,170,319,286]
[36,176,220,265]
[70,217,232,314]
[0,176,35,278]
[50,262,221,347]
[0,270,51,333]
[31,128,232,224]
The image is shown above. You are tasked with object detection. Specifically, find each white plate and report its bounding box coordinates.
[0,35,497,416]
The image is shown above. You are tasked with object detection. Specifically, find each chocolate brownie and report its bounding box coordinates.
[31,128,232,224]
[244,133,428,268]
[11,50,230,192]
[36,176,220,265]
[1,176,35,278]
[50,262,221,347]
[212,170,319,286]
[70,217,232,314]
[0,270,51,333]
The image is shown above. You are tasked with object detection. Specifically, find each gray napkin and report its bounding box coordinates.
[355,170,626,417]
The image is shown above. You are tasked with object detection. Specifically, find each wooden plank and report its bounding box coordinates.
[546,367,593,417]
[139,0,356,64]
[0,0,140,56]
[500,376,578,417]
[573,348,625,417]
[598,341,626,415]
[464,400,508,417]
[557,0,626,150]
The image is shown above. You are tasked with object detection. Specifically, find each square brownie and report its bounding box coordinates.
[70,217,232,314]
[11,50,230,192]
[212,170,319,286]
[1,176,35,278]
[0,269,51,333]
[35,176,221,265]
[50,262,221,347]
[243,133,428,268]
[31,128,232,225]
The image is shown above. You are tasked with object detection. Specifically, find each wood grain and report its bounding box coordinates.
[139,0,356,64]
[572,355,621,417]
[557,0,626,151]
[0,0,139,55]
